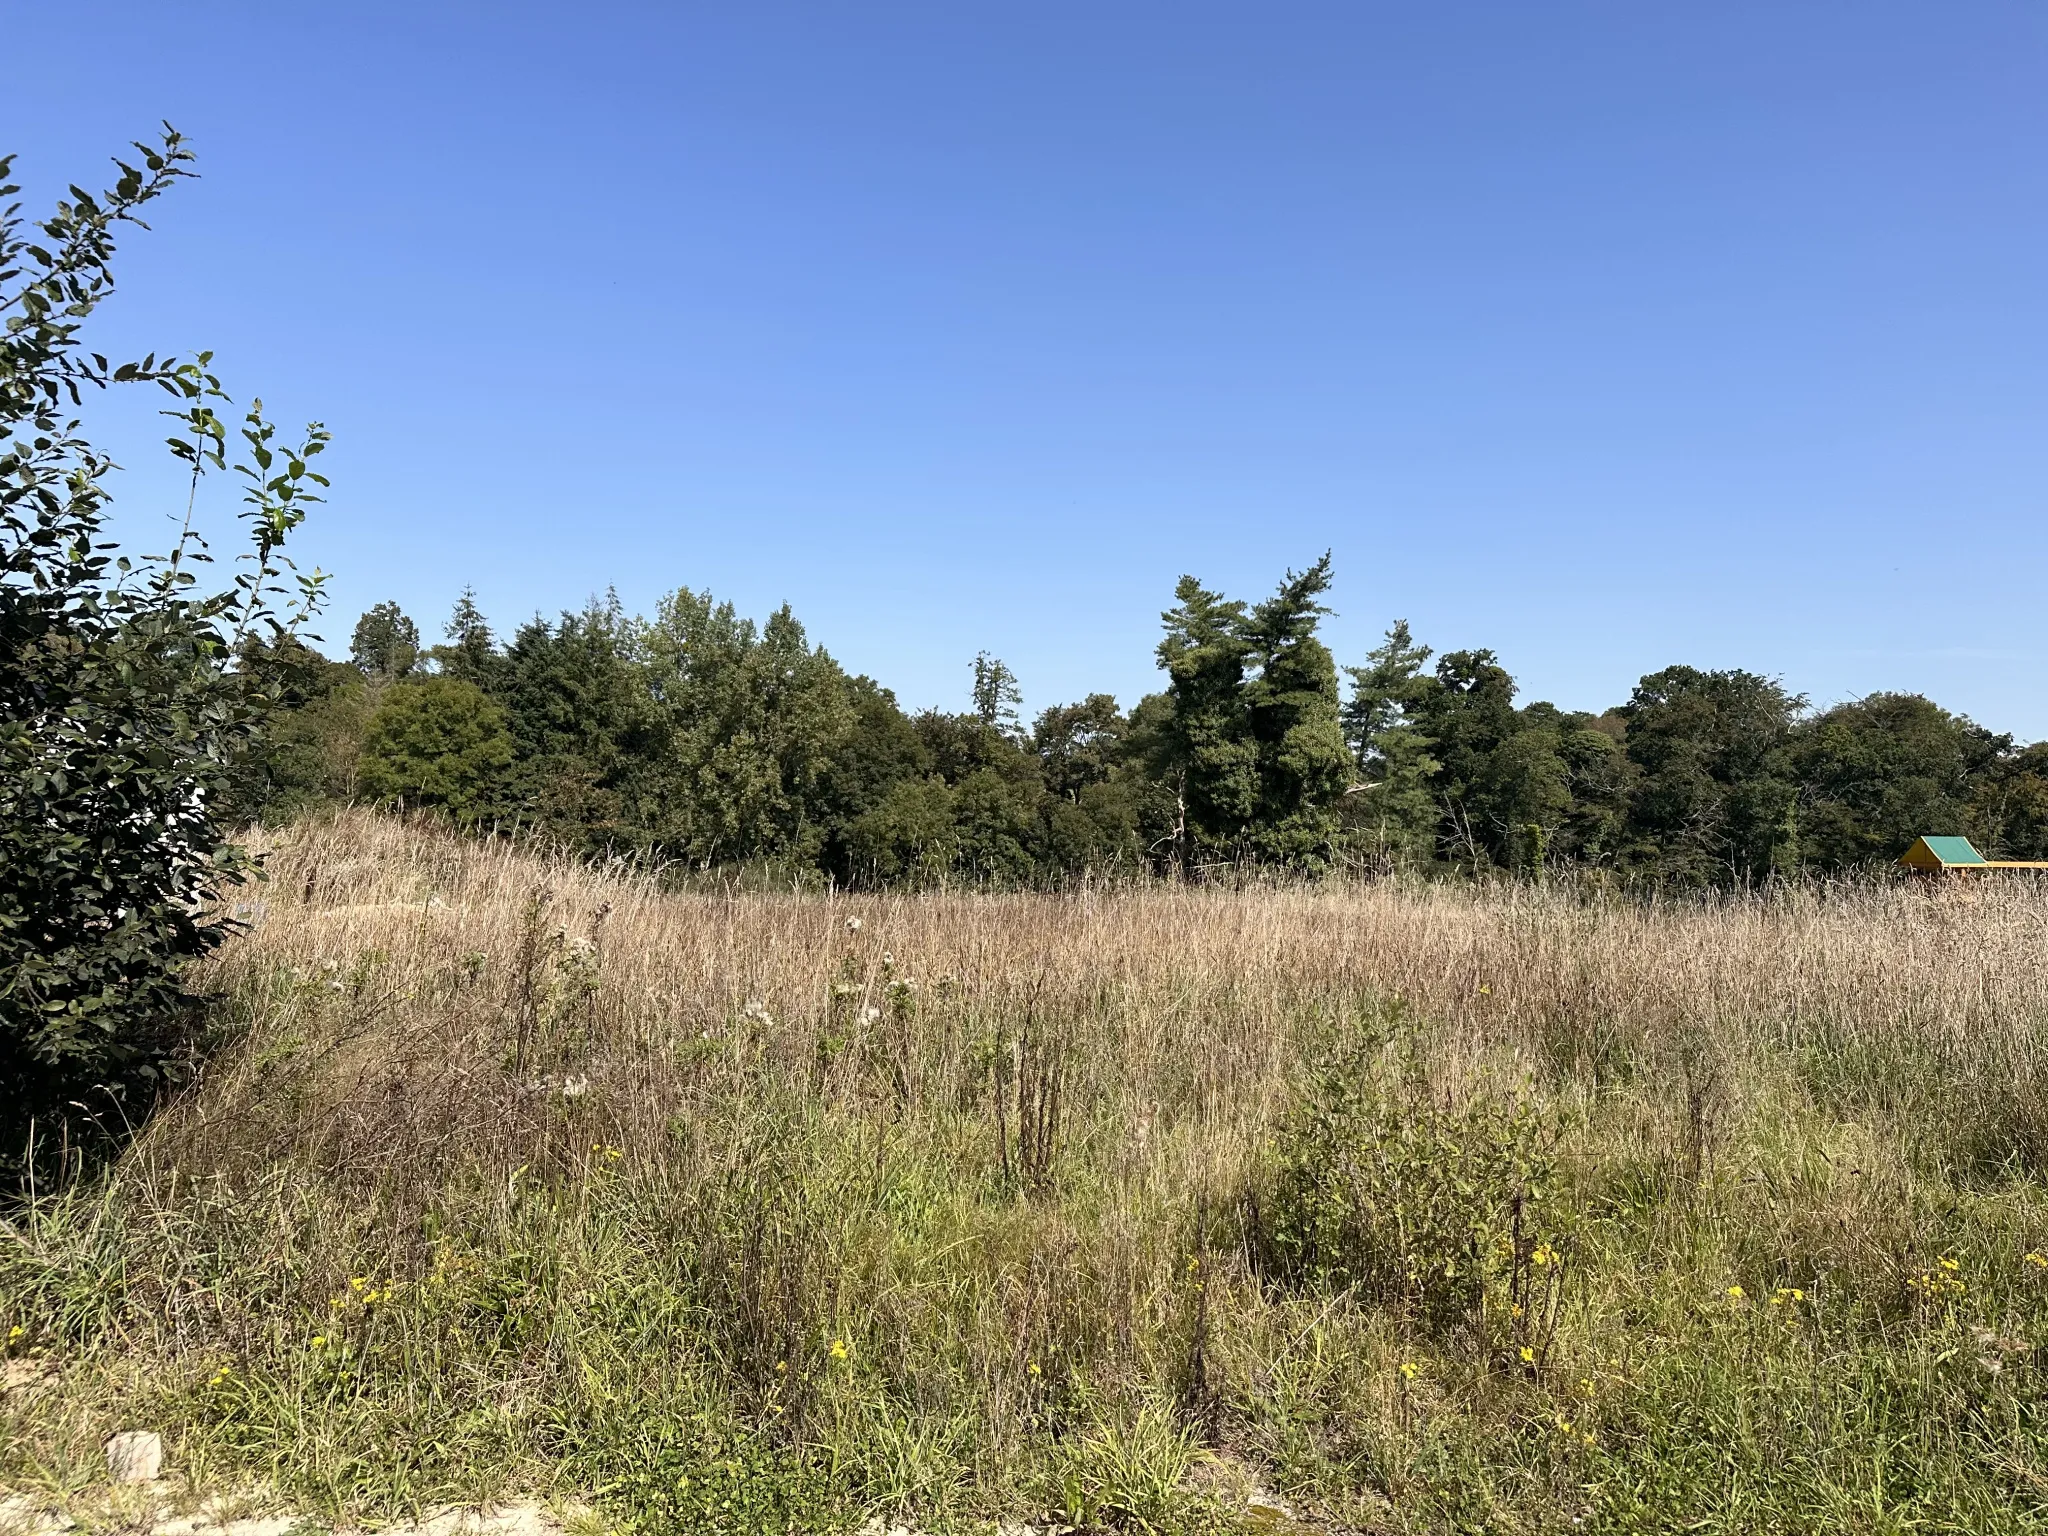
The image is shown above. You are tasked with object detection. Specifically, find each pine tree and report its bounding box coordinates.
[436,587,502,688]
[1156,576,1256,868]
[1241,555,1353,868]
[1342,620,1442,865]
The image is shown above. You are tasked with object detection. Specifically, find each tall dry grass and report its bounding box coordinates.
[7,809,2048,1533]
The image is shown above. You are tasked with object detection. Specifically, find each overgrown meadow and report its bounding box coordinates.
[6,811,2048,1534]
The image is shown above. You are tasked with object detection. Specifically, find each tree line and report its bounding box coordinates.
[233,556,2048,886]
[7,129,2044,1178]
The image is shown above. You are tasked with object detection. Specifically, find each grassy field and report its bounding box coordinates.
[7,811,2048,1534]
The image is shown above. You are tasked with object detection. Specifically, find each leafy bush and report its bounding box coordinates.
[1256,1009,1565,1340]
[0,130,326,1173]
[357,675,516,823]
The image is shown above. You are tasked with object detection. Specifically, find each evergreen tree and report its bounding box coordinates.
[1240,555,1353,868]
[1342,621,1441,865]
[497,599,647,846]
[435,588,502,689]
[1156,576,1256,867]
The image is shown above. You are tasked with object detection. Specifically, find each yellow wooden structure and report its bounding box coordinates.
[1899,836,2048,872]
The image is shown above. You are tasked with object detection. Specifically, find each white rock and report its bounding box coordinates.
[0,1493,72,1536]
[411,1505,557,1536]
[104,1429,163,1483]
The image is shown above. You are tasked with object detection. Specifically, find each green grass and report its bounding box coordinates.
[6,813,2048,1533]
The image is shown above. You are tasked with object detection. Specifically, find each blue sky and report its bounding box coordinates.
[9,3,2048,732]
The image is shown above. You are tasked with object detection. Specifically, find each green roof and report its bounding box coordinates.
[1901,835,1987,868]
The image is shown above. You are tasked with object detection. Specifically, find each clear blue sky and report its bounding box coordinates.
[10,4,2048,733]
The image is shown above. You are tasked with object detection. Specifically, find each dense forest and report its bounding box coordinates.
[231,556,2048,886]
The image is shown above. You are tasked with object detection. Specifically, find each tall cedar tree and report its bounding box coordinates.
[1240,555,1354,868]
[1342,621,1441,865]
[1156,577,1257,866]
[496,601,646,847]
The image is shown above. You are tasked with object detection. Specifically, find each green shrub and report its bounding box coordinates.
[572,1413,844,1536]
[357,676,516,823]
[1256,1011,1565,1341]
[0,130,326,1175]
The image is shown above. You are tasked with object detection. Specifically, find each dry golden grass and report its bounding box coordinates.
[8,809,2048,1533]
[182,810,2048,1221]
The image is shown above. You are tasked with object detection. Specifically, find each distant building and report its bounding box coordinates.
[1899,836,2048,872]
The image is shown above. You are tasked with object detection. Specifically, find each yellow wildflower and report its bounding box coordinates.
[829,1338,849,1361]
[1399,1362,1421,1381]
[1519,1346,1536,1364]
[1726,1285,1745,1301]
[2026,1252,2048,1269]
